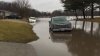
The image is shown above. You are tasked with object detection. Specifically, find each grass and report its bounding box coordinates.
[75,17,100,23]
[0,19,38,43]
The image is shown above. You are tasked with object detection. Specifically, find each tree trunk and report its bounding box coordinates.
[90,22,93,36]
[82,21,85,30]
[3,11,5,19]
[91,2,94,19]
[74,10,78,20]
[99,8,100,15]
[75,21,77,28]
[82,8,86,19]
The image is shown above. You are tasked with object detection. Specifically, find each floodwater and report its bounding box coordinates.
[29,18,100,56]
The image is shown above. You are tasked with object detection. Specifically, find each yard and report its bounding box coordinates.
[0,19,38,43]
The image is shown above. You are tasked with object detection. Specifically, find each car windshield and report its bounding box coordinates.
[52,17,66,23]
[30,17,35,19]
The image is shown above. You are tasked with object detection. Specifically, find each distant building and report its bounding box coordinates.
[0,10,17,19]
[95,6,100,11]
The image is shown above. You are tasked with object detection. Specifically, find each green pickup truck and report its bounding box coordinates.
[49,16,72,31]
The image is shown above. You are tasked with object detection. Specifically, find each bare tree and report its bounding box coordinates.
[13,0,31,18]
[14,0,30,8]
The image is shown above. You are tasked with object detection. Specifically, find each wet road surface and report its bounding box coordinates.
[29,18,100,56]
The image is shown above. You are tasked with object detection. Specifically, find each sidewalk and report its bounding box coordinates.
[0,42,37,56]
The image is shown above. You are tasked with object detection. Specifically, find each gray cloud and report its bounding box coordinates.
[0,0,64,12]
[29,0,64,12]
[0,0,14,2]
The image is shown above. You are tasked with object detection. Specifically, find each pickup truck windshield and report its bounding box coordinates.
[52,17,66,23]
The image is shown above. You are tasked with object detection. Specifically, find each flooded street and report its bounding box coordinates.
[29,18,100,56]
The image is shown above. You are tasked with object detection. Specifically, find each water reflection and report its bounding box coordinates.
[68,21,100,56]
[50,20,100,56]
[68,38,100,56]
[72,21,100,36]
[50,20,100,42]
[30,18,100,56]
[67,29,100,56]
[50,31,72,43]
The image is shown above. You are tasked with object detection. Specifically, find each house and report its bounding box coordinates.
[0,10,18,19]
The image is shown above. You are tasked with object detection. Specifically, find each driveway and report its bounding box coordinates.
[0,42,37,56]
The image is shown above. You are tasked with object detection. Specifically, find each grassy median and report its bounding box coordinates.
[0,19,38,43]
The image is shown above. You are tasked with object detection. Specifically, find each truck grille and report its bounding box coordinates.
[54,25,67,29]
[53,24,71,29]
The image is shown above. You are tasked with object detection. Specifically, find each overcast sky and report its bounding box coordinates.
[0,0,64,12]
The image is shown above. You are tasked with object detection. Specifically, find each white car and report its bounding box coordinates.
[29,17,36,23]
